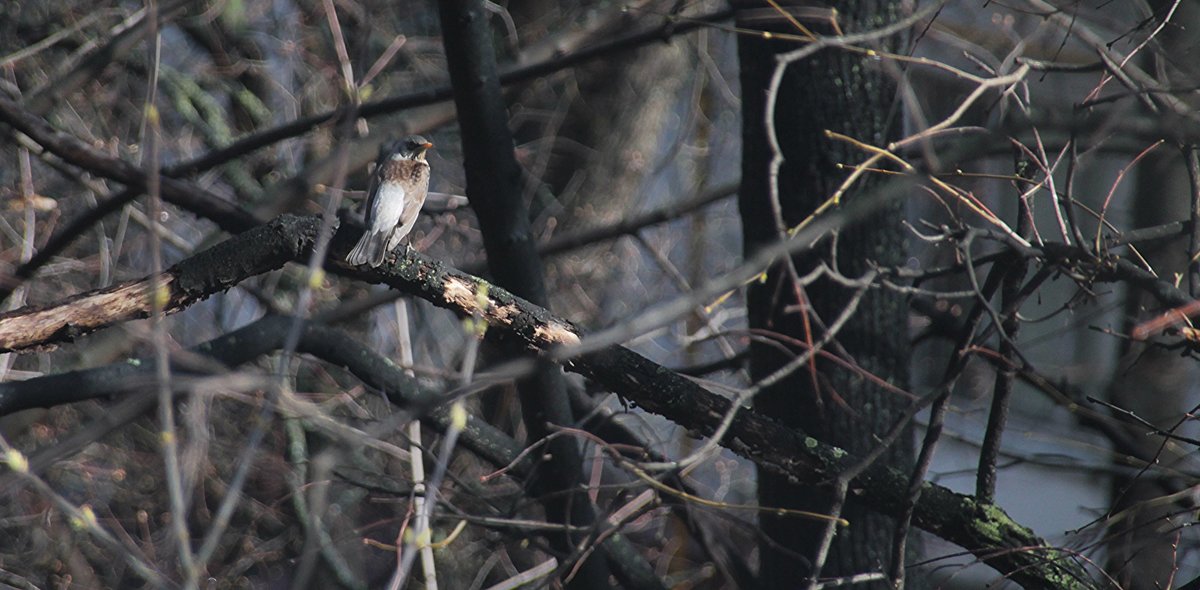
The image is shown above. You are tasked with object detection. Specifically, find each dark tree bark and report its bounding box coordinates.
[436,2,633,588]
[736,2,913,586]
[1105,3,1200,584]
[0,211,1102,589]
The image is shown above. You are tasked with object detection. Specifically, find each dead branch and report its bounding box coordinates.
[0,213,1100,588]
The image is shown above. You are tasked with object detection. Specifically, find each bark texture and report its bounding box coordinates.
[735,2,913,585]
[437,2,626,587]
[0,213,1099,589]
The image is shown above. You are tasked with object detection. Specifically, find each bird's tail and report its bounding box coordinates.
[346,230,389,267]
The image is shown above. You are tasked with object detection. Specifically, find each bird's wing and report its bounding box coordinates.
[362,147,393,224]
[369,183,409,230]
[400,180,428,220]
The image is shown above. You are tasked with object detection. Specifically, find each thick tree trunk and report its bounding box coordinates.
[735,2,913,586]
[1105,4,1200,587]
[437,3,628,588]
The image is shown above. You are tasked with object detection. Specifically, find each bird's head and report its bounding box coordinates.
[388,135,434,162]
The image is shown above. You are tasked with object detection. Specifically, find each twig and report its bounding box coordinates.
[975,150,1036,503]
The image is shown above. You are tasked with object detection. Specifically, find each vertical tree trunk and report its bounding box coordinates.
[437,3,619,588]
[504,7,694,326]
[1105,5,1200,583]
[735,2,912,586]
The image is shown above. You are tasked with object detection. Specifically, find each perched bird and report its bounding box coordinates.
[346,135,434,267]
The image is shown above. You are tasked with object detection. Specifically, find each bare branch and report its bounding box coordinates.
[0,214,1098,588]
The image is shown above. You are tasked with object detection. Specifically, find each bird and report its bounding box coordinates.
[346,135,433,267]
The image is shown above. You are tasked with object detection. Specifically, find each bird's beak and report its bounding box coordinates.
[413,142,433,161]
[410,142,434,161]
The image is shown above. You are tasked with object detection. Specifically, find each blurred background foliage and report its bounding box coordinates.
[1,0,1199,588]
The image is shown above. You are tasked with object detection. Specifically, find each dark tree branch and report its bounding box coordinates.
[0,93,260,234]
[0,214,1101,588]
[0,314,666,589]
[319,182,738,325]
[1186,147,1200,297]
[0,8,733,312]
[0,215,313,353]
[976,153,1036,503]
[0,312,738,587]
[541,182,738,258]
[0,186,139,296]
[437,1,625,587]
[23,0,193,115]
[169,8,733,178]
